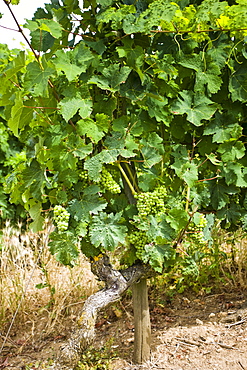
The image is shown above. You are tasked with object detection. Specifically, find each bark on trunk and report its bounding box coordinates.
[51,256,150,370]
[132,278,151,363]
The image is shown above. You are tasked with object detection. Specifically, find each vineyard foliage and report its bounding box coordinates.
[0,0,247,272]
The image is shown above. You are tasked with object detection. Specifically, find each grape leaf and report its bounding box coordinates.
[24,60,55,97]
[209,181,236,210]
[172,90,218,126]
[22,160,46,200]
[39,19,64,38]
[89,64,131,92]
[217,141,245,161]
[54,52,82,81]
[77,114,110,143]
[217,203,243,226]
[59,97,92,121]
[49,231,79,266]
[229,62,247,102]
[179,53,222,94]
[222,162,247,187]
[68,196,107,223]
[84,149,120,181]
[204,119,242,143]
[29,202,44,232]
[89,212,127,251]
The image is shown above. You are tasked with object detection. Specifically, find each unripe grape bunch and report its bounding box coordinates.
[187,214,207,245]
[128,229,150,260]
[79,169,90,189]
[99,167,121,194]
[135,185,167,217]
[53,205,70,232]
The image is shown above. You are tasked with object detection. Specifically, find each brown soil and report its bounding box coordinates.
[1,289,247,370]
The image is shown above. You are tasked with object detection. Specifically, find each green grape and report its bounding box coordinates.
[99,167,121,194]
[187,214,207,246]
[135,185,167,218]
[79,170,90,189]
[53,205,70,232]
[128,229,150,260]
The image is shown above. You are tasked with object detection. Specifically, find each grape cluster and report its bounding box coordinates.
[79,170,90,189]
[99,167,121,194]
[135,186,167,217]
[128,230,149,260]
[53,205,70,232]
[187,214,207,245]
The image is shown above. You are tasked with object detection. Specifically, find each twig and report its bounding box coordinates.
[175,337,201,347]
[226,319,246,328]
[217,342,236,350]
[238,361,246,370]
[3,0,40,60]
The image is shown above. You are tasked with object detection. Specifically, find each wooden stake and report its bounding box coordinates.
[132,278,151,364]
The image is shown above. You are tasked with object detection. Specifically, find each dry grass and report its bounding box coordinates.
[0,220,97,342]
[1,220,247,362]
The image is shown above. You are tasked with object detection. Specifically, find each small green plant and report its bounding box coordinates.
[75,339,118,370]
[25,359,54,369]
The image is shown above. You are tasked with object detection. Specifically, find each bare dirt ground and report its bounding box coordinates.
[1,288,247,370]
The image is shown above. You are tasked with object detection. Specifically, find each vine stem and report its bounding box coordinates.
[3,0,40,62]
[117,163,136,196]
[174,205,199,248]
[150,27,247,34]
[2,0,77,129]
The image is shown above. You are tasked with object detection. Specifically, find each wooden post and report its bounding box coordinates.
[132,277,151,364]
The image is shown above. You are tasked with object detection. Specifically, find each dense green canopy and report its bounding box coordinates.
[0,0,247,270]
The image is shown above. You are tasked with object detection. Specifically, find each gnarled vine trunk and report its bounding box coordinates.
[51,255,150,370]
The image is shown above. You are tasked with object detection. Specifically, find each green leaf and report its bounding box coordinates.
[209,181,237,210]
[217,141,245,161]
[217,203,243,226]
[8,94,34,136]
[49,231,79,266]
[77,114,110,143]
[54,50,82,81]
[59,97,92,121]
[141,144,163,168]
[84,149,120,181]
[89,64,131,92]
[147,215,176,243]
[204,119,243,143]
[179,53,222,94]
[89,212,127,251]
[24,60,55,97]
[172,90,218,126]
[5,51,26,79]
[68,196,107,223]
[140,133,164,168]
[8,93,23,136]
[142,243,176,272]
[166,208,189,232]
[29,202,44,232]
[222,162,247,187]
[171,144,198,186]
[39,19,64,38]
[73,140,93,159]
[22,160,46,200]
[229,61,247,102]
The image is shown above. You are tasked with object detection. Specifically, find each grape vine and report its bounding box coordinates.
[0,0,247,272]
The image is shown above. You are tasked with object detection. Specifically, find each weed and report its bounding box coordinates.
[76,338,118,370]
